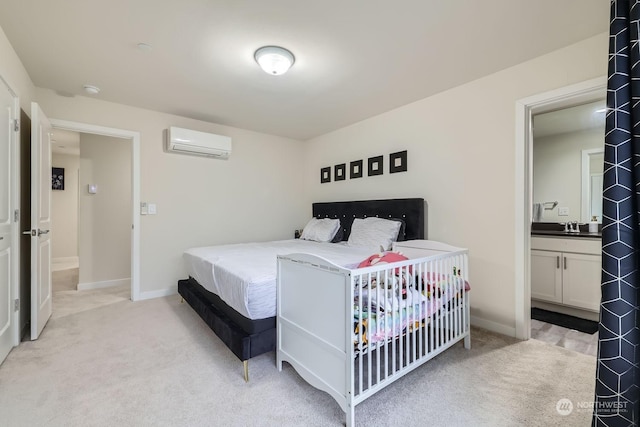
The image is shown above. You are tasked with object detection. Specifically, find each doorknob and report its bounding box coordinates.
[37,229,50,236]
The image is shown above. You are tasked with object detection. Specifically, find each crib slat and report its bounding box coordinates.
[446,256,451,344]
[366,271,375,390]
[383,274,389,381]
[436,258,441,350]
[417,261,423,360]
[391,267,397,376]
[453,256,459,339]
[358,272,364,395]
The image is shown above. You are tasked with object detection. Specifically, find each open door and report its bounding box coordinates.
[0,79,17,363]
[29,102,52,340]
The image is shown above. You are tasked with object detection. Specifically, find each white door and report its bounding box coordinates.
[30,102,52,340]
[0,80,16,363]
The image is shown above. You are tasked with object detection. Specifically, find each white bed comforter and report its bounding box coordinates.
[183,239,378,320]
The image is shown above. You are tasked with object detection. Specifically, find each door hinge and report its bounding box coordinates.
[14,299,19,312]
[13,119,19,132]
[14,209,19,222]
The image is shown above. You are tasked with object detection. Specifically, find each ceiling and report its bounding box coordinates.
[0,1,609,141]
[51,129,80,155]
[533,100,606,139]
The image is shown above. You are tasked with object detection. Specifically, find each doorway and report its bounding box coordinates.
[48,120,140,301]
[51,130,133,295]
[514,76,606,340]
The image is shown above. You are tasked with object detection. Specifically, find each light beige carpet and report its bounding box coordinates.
[0,289,596,427]
[52,268,79,292]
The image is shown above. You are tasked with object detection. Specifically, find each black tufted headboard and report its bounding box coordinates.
[312,198,426,242]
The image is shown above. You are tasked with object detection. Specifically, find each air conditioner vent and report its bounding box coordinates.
[165,127,231,159]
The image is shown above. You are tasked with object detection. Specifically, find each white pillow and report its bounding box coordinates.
[347,217,402,250]
[300,218,340,242]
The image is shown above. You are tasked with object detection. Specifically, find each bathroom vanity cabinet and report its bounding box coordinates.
[531,236,601,312]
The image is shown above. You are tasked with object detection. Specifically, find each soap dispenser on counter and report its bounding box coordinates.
[589,216,599,233]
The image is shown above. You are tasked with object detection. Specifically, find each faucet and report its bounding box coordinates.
[562,221,579,232]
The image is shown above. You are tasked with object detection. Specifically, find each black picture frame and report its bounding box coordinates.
[389,150,408,173]
[368,155,383,177]
[350,160,363,179]
[52,167,65,190]
[334,163,346,181]
[320,167,331,183]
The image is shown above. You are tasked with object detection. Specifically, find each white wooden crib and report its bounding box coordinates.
[276,240,471,426]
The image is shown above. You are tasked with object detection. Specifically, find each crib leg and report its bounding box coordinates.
[243,360,249,382]
[345,405,354,427]
[464,334,471,350]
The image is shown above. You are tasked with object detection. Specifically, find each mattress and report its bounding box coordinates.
[183,239,379,320]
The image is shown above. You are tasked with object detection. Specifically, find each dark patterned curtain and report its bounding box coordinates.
[594,1,640,425]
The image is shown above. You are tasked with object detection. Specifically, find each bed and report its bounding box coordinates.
[277,240,470,427]
[177,198,426,381]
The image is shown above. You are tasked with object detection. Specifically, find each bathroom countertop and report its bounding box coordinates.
[531,229,602,239]
[531,223,602,239]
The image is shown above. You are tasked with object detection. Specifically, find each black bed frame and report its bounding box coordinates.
[177,198,426,380]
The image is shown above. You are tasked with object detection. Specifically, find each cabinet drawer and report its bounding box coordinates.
[531,236,601,255]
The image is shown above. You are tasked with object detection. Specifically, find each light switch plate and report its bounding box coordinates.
[558,207,569,216]
[140,202,148,215]
[148,203,157,215]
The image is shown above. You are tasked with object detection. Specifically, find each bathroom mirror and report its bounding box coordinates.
[532,99,605,223]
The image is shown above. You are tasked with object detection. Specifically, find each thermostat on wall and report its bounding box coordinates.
[88,184,98,194]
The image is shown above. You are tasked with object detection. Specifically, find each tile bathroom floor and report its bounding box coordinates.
[531,318,598,357]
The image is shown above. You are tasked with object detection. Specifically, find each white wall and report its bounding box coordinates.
[302,33,608,333]
[51,153,79,260]
[78,134,131,286]
[533,127,604,223]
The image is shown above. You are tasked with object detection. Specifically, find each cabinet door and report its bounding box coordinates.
[531,250,563,303]
[562,253,602,312]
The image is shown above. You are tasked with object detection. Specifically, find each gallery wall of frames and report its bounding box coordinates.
[320,150,407,184]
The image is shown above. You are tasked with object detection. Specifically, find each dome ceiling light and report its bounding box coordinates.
[254,46,295,76]
[83,84,101,95]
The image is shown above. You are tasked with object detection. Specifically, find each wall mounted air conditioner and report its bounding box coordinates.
[165,126,232,159]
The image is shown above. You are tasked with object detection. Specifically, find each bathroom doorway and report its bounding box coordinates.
[528,100,604,355]
[514,76,606,341]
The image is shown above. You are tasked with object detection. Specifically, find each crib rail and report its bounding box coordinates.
[351,251,469,401]
[277,242,470,427]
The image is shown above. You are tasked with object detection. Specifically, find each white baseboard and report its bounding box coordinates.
[136,288,177,301]
[77,278,130,291]
[471,315,516,338]
[53,256,79,264]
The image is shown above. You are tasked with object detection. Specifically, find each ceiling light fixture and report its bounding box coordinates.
[137,42,153,51]
[254,46,295,75]
[83,84,101,95]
